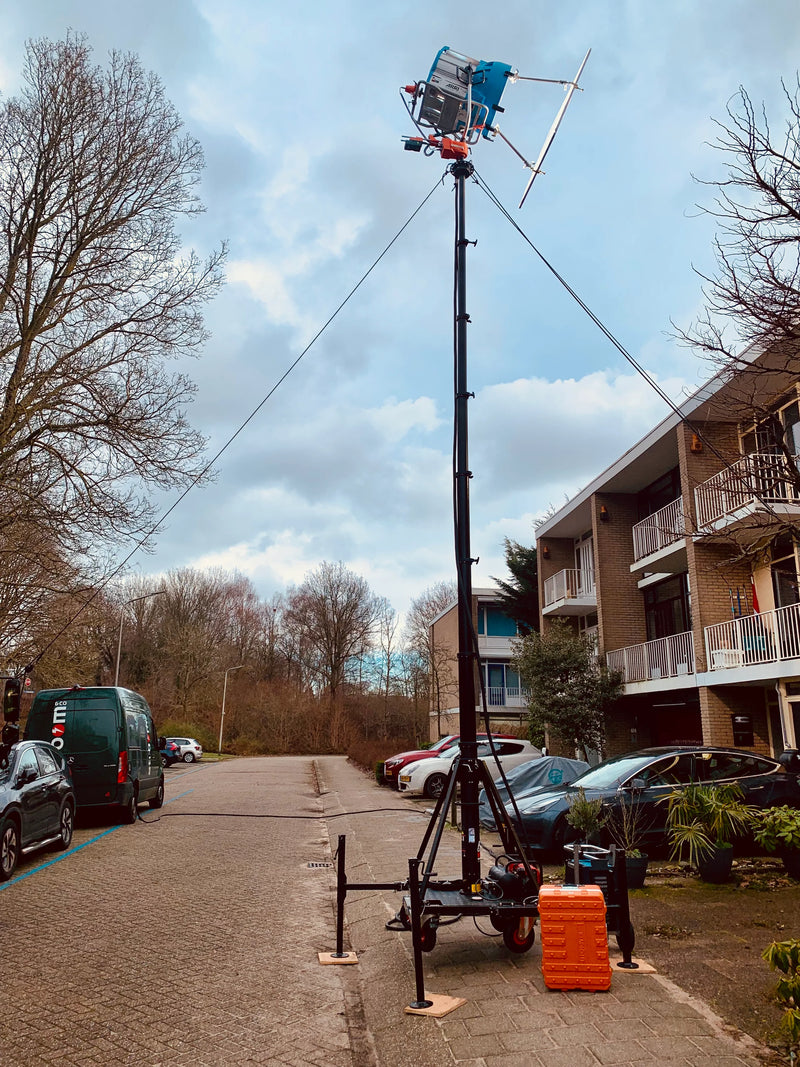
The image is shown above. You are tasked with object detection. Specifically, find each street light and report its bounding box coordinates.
[218,665,243,755]
[114,590,166,687]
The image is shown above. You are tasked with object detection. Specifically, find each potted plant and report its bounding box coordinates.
[563,787,609,883]
[665,782,756,883]
[762,939,800,1059]
[752,805,800,879]
[605,785,653,889]
[565,786,608,843]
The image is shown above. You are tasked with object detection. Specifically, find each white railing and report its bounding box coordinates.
[543,567,596,607]
[606,631,695,684]
[705,601,800,669]
[695,453,800,528]
[632,497,685,561]
[486,686,530,707]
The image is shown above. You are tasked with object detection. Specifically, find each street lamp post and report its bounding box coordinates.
[114,590,166,687]
[218,665,243,755]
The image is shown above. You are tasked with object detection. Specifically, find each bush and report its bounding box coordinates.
[155,719,217,754]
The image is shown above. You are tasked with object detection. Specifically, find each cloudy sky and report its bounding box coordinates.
[2,1,799,617]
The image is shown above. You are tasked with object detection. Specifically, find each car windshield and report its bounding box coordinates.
[571,753,668,790]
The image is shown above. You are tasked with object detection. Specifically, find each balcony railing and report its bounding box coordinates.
[694,452,800,528]
[543,567,596,607]
[632,497,685,561]
[606,631,695,684]
[486,686,529,707]
[705,601,800,669]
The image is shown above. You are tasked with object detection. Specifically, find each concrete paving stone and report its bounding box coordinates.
[524,1045,603,1067]
[448,1034,513,1060]
[592,1018,659,1041]
[590,1040,651,1064]
[495,1029,558,1053]
[546,1022,609,1047]
[636,1034,721,1059]
[642,1015,716,1037]
[465,1014,518,1036]
[480,1052,547,1067]
[510,1006,565,1030]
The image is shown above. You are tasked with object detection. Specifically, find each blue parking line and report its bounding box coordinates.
[0,788,194,891]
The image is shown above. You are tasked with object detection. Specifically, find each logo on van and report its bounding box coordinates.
[51,701,67,749]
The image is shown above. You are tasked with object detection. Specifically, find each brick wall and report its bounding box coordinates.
[593,492,646,654]
[699,685,771,754]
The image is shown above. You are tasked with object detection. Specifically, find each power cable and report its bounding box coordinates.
[471,167,793,549]
[26,175,445,671]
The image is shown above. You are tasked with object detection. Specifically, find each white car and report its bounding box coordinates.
[167,737,203,763]
[398,739,541,799]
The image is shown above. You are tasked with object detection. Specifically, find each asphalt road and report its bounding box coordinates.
[0,756,357,1066]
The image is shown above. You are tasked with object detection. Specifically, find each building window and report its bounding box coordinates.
[478,604,518,637]
[484,662,522,705]
[644,574,691,641]
[637,467,680,520]
[771,533,800,608]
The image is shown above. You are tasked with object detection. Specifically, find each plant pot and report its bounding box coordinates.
[697,843,733,883]
[779,849,800,880]
[625,852,649,889]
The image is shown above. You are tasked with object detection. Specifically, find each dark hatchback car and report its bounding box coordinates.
[503,746,800,855]
[0,740,75,881]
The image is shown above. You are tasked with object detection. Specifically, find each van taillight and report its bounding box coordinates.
[117,751,128,784]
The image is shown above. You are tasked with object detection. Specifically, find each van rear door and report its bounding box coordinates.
[26,692,121,806]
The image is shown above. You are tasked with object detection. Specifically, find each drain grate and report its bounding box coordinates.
[307,861,332,869]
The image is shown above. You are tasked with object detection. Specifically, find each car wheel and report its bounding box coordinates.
[56,800,74,851]
[149,780,164,810]
[161,755,169,768]
[121,791,138,825]
[0,817,20,881]
[183,752,195,763]
[424,772,447,799]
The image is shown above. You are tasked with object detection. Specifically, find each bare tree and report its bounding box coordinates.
[0,35,225,574]
[404,580,456,737]
[284,561,385,703]
[682,78,800,363]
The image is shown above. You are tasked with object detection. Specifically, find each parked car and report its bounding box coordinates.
[398,739,542,798]
[508,746,800,855]
[0,740,76,881]
[159,738,181,767]
[167,737,203,763]
[479,755,590,829]
[383,733,518,788]
[25,686,164,823]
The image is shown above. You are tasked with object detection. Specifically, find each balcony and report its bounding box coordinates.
[606,631,695,685]
[694,452,800,532]
[542,568,597,616]
[486,686,530,708]
[705,601,800,672]
[630,497,688,575]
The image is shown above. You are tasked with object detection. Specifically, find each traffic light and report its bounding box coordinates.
[3,678,21,722]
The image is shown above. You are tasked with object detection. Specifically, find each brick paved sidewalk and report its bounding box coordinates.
[316,756,777,1067]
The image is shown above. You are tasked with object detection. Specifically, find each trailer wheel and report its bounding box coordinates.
[503,917,536,954]
[419,923,437,952]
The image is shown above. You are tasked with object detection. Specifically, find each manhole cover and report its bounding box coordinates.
[307,861,332,869]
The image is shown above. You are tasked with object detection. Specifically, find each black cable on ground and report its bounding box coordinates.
[136,806,432,824]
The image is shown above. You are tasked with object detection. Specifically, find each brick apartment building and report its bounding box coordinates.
[429,587,528,739]
[537,350,800,759]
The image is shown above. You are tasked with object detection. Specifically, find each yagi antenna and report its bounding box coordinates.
[401,46,590,207]
[517,49,591,208]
